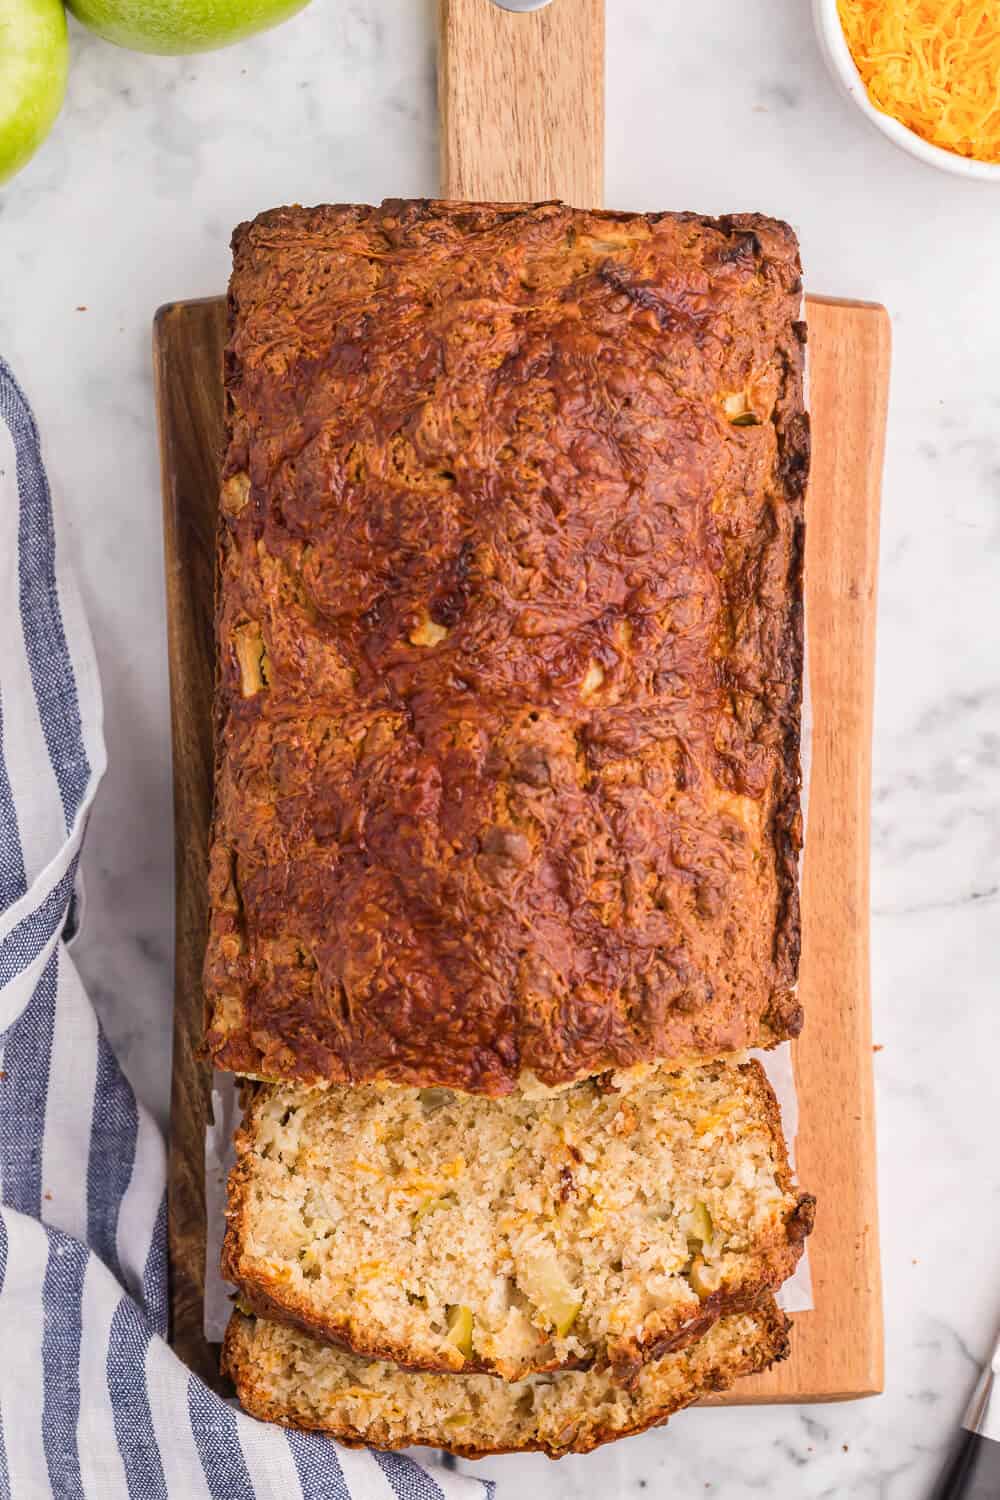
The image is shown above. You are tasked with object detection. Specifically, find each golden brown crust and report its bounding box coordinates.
[204,200,808,1093]
[224,1261,799,1384]
[230,1275,590,1379]
[222,1061,813,1382]
[221,1300,793,1458]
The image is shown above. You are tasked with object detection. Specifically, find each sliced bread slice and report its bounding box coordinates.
[223,1059,813,1382]
[222,1301,791,1458]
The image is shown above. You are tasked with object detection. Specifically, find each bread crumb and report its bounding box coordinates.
[228,1062,809,1380]
[872,1044,883,1053]
[225,1303,791,1457]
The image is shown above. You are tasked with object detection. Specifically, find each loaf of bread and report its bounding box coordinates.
[203,200,809,1095]
[222,1300,791,1458]
[223,1060,813,1382]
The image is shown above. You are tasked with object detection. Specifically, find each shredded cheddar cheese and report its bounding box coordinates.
[838,0,1000,162]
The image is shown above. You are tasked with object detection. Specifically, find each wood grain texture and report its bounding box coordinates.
[158,0,885,1408]
[155,291,888,1403]
[153,297,227,1387]
[712,297,890,1403]
[439,0,604,205]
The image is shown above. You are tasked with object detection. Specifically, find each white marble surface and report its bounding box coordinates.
[2,1,998,1494]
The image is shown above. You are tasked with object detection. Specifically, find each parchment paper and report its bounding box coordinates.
[204,1071,241,1341]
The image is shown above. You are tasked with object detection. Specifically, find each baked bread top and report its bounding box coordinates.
[204,200,808,1094]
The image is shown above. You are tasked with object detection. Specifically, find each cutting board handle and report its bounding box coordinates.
[438,0,604,204]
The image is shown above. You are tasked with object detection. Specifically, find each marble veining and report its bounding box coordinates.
[1,1,998,1495]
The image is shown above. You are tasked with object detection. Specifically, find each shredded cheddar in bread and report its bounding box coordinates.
[838,0,1000,162]
[222,1062,813,1385]
[222,1303,794,1458]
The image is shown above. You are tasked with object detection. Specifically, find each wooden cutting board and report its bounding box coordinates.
[155,0,888,1404]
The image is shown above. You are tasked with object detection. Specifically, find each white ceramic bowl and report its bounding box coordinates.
[813,0,1000,182]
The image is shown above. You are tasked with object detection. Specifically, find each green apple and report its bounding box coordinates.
[66,0,312,54]
[0,0,69,185]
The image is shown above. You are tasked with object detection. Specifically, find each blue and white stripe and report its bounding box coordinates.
[0,357,488,1500]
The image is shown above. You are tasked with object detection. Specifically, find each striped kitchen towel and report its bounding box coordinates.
[0,357,490,1500]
